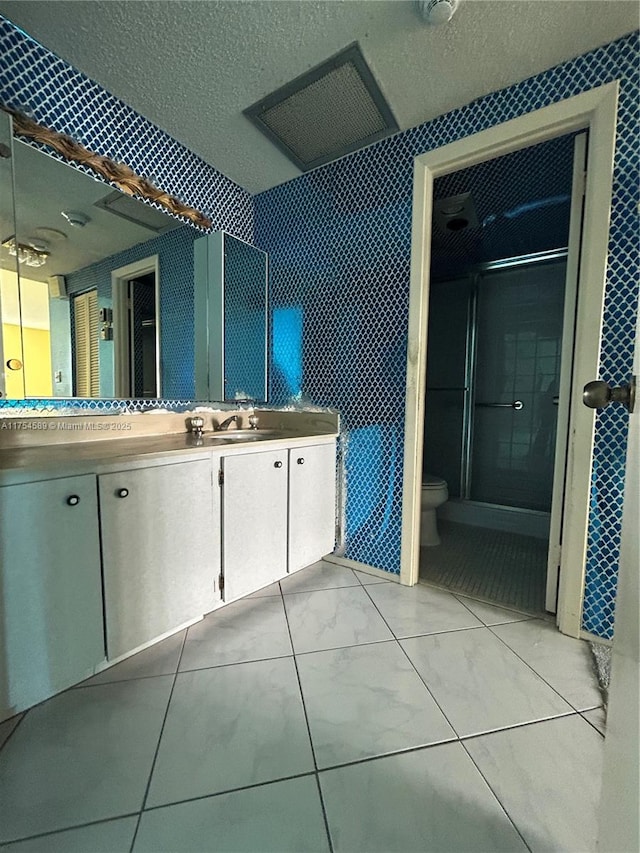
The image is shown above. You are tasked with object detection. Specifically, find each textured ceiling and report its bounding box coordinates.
[0,1,637,194]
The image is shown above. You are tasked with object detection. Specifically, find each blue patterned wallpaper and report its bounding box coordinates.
[256,32,639,639]
[0,12,637,639]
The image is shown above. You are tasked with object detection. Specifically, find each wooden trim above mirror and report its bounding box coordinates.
[1,106,212,230]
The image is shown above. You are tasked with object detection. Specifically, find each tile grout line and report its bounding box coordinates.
[0,711,26,756]
[279,582,335,853]
[578,709,607,738]
[127,627,190,853]
[485,623,596,715]
[1,812,142,848]
[357,583,462,740]
[459,738,534,853]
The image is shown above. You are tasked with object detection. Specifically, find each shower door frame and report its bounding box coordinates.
[401,82,619,639]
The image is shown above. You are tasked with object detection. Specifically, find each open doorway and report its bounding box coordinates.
[112,256,160,398]
[401,84,618,639]
[418,133,580,615]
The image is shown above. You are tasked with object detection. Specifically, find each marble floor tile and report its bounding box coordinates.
[245,581,281,598]
[319,742,527,852]
[366,582,483,638]
[78,630,185,687]
[491,619,603,710]
[2,816,139,852]
[465,715,604,852]
[0,713,22,749]
[455,596,535,626]
[135,776,329,852]
[180,596,292,671]
[283,586,393,654]
[146,657,314,807]
[353,569,392,585]
[581,706,607,735]
[280,560,359,594]
[0,678,172,842]
[297,641,455,767]
[401,628,572,736]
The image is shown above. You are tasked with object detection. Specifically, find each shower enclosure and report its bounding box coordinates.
[423,251,568,535]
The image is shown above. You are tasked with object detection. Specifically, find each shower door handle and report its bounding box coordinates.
[475,400,524,410]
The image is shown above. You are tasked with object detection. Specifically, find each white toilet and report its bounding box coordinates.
[420,475,448,546]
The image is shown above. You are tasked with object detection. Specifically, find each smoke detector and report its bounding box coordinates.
[418,0,461,25]
[61,210,90,228]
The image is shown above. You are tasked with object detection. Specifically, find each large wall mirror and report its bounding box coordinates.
[0,113,269,403]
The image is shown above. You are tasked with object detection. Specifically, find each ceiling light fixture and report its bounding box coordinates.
[1,235,50,267]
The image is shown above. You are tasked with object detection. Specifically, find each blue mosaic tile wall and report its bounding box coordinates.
[256,32,640,639]
[66,225,199,399]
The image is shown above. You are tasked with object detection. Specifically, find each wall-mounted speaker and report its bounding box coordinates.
[47,275,68,299]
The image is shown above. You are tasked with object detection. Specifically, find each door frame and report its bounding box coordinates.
[111,255,160,398]
[400,82,619,639]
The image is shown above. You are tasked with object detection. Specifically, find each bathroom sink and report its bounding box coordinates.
[205,429,283,443]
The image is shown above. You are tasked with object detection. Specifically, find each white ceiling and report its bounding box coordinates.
[0,1,637,194]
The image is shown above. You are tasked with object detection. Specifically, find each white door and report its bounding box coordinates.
[596,316,639,851]
[545,133,587,612]
[288,442,337,573]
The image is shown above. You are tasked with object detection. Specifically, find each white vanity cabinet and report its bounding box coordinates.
[288,443,336,573]
[0,474,104,718]
[99,457,219,660]
[0,427,337,719]
[221,440,336,599]
[221,447,289,601]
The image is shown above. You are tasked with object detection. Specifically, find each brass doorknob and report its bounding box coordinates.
[582,377,636,413]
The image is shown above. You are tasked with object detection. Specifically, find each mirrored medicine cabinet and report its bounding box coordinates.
[194,231,268,403]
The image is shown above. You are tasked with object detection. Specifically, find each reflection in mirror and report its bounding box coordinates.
[195,231,268,402]
[1,130,198,399]
[0,109,24,400]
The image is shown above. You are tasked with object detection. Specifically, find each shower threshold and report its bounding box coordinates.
[419,520,549,615]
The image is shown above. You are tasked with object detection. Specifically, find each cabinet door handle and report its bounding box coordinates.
[273,461,283,469]
[297,457,305,465]
[117,488,129,498]
[66,494,80,506]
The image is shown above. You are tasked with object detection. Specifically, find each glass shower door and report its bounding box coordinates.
[470,261,567,511]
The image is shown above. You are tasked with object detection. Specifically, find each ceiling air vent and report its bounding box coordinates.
[243,42,398,172]
[434,192,479,232]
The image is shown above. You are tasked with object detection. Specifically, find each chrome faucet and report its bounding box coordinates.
[215,414,239,431]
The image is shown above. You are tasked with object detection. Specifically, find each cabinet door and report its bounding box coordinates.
[289,443,336,573]
[99,459,218,660]
[0,474,104,717]
[222,449,288,600]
